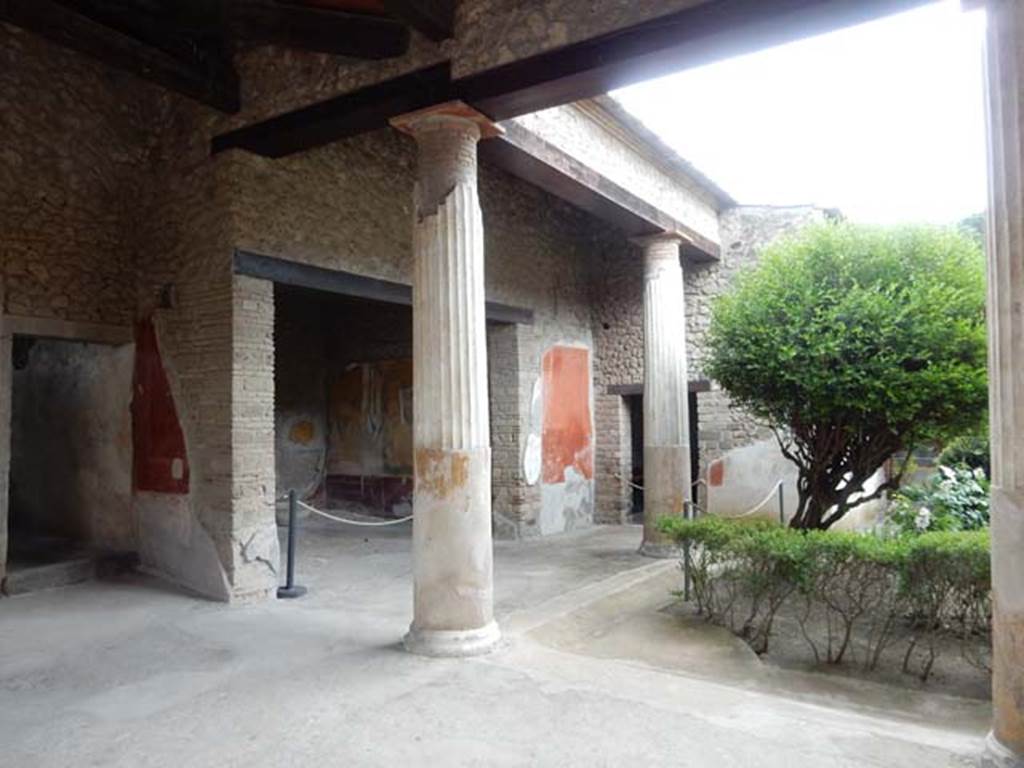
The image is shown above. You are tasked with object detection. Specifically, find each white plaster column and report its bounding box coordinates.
[637,234,691,557]
[391,103,501,657]
[984,3,1024,763]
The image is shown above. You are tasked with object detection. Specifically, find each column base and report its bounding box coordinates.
[986,732,1024,768]
[639,541,681,559]
[403,621,501,658]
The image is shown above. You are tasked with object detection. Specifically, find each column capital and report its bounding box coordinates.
[630,232,686,250]
[390,100,504,140]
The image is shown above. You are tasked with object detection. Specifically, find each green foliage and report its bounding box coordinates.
[706,222,988,529]
[660,516,991,679]
[938,429,991,478]
[886,465,990,535]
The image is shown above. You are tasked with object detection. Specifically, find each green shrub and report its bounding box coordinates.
[706,222,988,529]
[886,464,990,535]
[660,516,991,680]
[938,431,991,478]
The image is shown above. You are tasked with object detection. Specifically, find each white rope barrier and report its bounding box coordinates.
[297,499,413,527]
[722,479,784,520]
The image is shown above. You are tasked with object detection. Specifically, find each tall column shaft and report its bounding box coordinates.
[391,104,500,657]
[638,235,691,557]
[984,3,1024,762]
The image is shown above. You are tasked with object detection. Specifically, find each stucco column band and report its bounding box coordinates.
[637,235,691,557]
[391,102,502,657]
[984,4,1024,764]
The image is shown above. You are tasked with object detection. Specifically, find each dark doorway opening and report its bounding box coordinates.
[623,390,701,522]
[6,335,135,594]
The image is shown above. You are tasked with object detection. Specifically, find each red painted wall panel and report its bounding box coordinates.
[132,319,189,494]
[541,346,593,484]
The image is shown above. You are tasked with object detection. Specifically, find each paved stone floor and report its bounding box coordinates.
[0,522,991,767]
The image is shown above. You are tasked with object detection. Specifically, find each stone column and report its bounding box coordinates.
[391,102,502,657]
[637,234,691,557]
[984,3,1024,764]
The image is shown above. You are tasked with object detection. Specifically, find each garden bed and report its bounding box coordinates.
[660,516,991,698]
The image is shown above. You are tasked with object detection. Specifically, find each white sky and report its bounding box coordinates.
[612,1,987,225]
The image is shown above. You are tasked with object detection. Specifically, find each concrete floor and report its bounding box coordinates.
[0,522,991,767]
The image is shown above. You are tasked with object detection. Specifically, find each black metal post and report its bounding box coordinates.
[683,500,693,603]
[778,482,785,526]
[277,489,307,599]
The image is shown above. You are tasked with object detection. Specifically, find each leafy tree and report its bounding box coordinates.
[707,223,988,530]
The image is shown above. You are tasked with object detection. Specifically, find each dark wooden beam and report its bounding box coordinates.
[209,0,931,155]
[607,381,712,396]
[1,0,239,112]
[233,250,535,325]
[481,121,720,259]
[212,62,451,157]
[456,0,934,120]
[380,0,454,42]
[228,1,410,59]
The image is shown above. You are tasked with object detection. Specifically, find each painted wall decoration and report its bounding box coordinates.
[541,346,594,484]
[327,359,413,477]
[538,345,595,535]
[132,319,189,494]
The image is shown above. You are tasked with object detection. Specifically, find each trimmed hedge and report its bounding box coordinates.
[659,516,991,679]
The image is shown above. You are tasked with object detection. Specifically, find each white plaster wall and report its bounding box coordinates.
[706,437,886,531]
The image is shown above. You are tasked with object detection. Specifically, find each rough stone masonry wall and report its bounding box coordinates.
[0,23,150,328]
[220,129,603,538]
[589,205,827,519]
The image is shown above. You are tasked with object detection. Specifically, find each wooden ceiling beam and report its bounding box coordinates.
[380,0,453,42]
[212,62,453,157]
[228,1,410,59]
[1,0,239,112]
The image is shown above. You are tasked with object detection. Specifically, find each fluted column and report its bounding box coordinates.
[637,235,691,557]
[984,4,1024,763]
[391,102,501,657]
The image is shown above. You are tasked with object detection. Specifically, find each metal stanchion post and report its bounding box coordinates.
[683,500,693,603]
[277,489,307,599]
[778,482,785,526]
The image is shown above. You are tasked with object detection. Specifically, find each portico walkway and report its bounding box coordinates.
[0,523,988,767]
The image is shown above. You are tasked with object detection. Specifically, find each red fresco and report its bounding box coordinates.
[132,319,190,494]
[709,460,725,487]
[541,346,594,485]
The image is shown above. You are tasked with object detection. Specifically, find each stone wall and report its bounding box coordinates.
[222,129,603,538]
[0,23,150,329]
[588,205,828,518]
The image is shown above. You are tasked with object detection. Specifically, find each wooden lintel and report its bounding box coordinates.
[1,0,239,113]
[455,0,933,121]
[212,62,452,157]
[380,0,454,42]
[233,250,535,325]
[229,1,410,59]
[607,381,712,396]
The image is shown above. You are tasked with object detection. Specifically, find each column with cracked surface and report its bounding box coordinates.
[391,102,501,656]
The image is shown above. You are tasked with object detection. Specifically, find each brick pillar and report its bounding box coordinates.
[391,102,502,657]
[637,234,691,557]
[984,4,1024,763]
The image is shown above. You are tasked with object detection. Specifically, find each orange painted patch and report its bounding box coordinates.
[709,460,725,487]
[541,347,593,485]
[289,420,316,445]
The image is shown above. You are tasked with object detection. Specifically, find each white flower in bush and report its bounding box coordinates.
[914,507,932,532]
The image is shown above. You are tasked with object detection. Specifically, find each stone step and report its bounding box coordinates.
[5,556,96,596]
